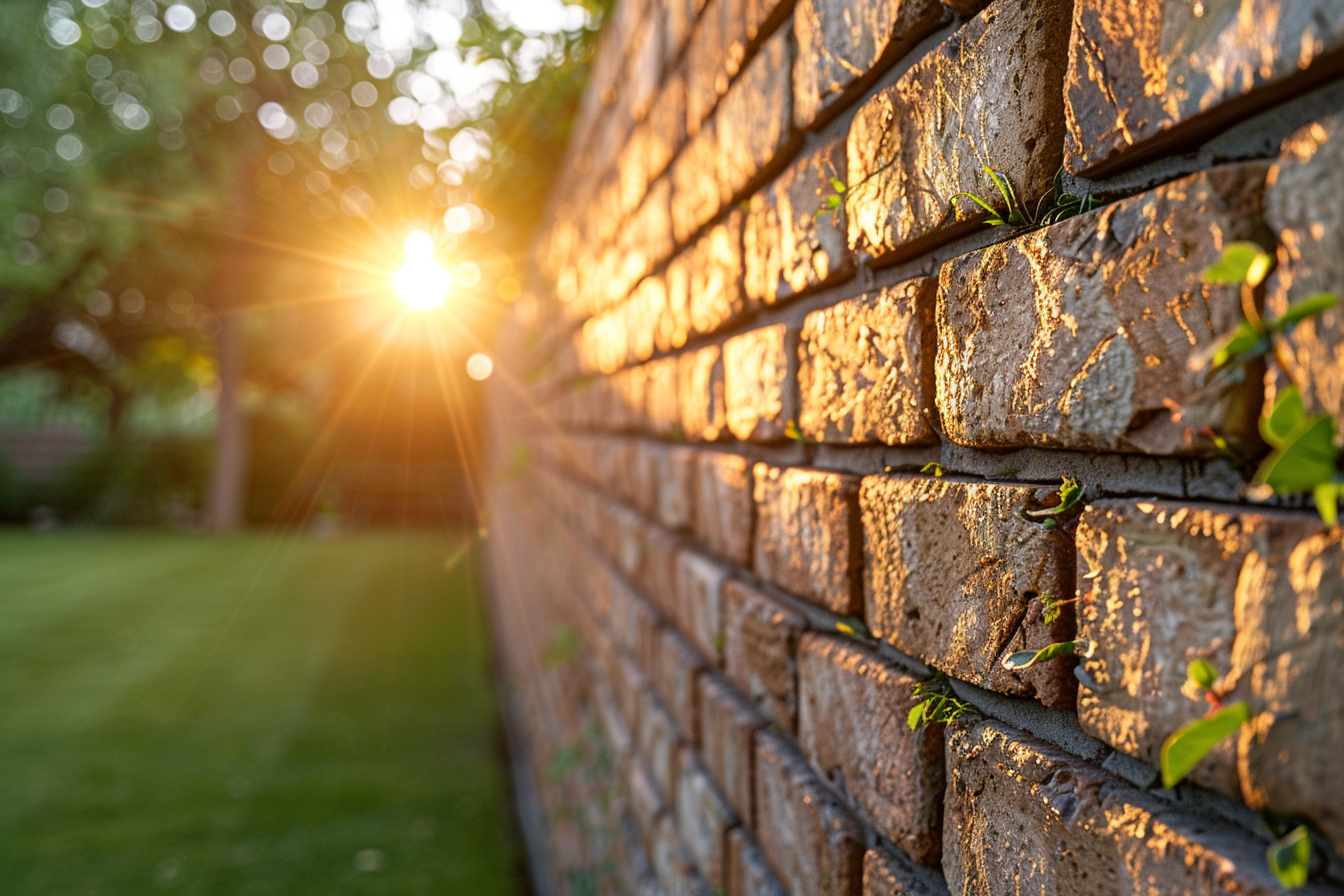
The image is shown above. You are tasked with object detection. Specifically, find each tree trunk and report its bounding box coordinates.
[205,309,247,531]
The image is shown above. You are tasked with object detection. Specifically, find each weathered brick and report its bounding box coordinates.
[724,324,795,441]
[675,747,740,887]
[754,729,866,896]
[630,756,670,846]
[728,828,788,896]
[679,345,727,441]
[936,164,1269,456]
[845,0,1071,262]
[612,649,653,737]
[689,212,747,336]
[798,278,938,446]
[1077,499,1344,850]
[639,688,684,799]
[717,27,797,202]
[945,720,1330,896]
[648,72,689,182]
[792,0,945,130]
[723,579,807,732]
[694,452,755,563]
[655,444,698,530]
[625,14,665,124]
[797,634,944,865]
[673,120,725,243]
[699,672,766,822]
[676,549,729,663]
[655,626,708,744]
[654,812,714,896]
[754,465,862,614]
[861,845,943,896]
[1266,114,1344,431]
[646,356,683,437]
[685,0,747,134]
[1065,0,1344,177]
[660,251,694,354]
[861,475,1076,707]
[745,138,853,306]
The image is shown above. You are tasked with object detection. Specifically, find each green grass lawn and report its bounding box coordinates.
[0,530,524,896]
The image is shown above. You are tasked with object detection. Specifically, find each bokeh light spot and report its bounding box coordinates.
[466,353,493,381]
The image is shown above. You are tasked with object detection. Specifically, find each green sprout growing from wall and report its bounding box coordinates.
[907,673,974,730]
[1023,477,1084,530]
[814,176,846,225]
[951,167,1096,228]
[1000,639,1094,671]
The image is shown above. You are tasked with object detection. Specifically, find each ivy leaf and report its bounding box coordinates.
[1159,702,1251,788]
[1187,658,1218,691]
[1202,242,1272,286]
[1261,386,1308,448]
[906,702,925,731]
[1001,639,1095,671]
[1273,292,1339,330]
[1267,825,1312,889]
[1313,482,1340,527]
[1212,320,1269,368]
[1252,413,1339,494]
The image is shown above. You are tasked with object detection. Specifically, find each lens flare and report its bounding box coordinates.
[396,230,449,309]
[466,352,493,380]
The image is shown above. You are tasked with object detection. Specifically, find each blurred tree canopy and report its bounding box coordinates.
[0,0,608,526]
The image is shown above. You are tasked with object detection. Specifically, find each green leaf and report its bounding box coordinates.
[920,461,945,477]
[950,191,999,219]
[1313,482,1340,527]
[1252,413,1339,494]
[1024,477,1084,517]
[1001,639,1095,671]
[1159,702,1251,788]
[1187,658,1218,691]
[1261,387,1308,448]
[829,177,846,193]
[1202,242,1272,286]
[907,702,924,731]
[784,419,807,442]
[1212,320,1269,368]
[1273,292,1339,330]
[1267,825,1312,889]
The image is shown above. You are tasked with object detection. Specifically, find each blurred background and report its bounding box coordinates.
[0,0,607,891]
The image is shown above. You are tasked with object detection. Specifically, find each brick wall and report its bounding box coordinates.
[483,1,1344,893]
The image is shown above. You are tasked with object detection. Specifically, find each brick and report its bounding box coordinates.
[728,828,788,896]
[1064,0,1344,177]
[612,650,652,736]
[685,0,747,134]
[744,138,854,306]
[754,730,866,896]
[675,747,740,887]
[655,444,698,530]
[676,549,729,663]
[689,212,747,336]
[648,73,688,182]
[1265,114,1344,431]
[646,356,683,437]
[694,452,755,563]
[654,812,714,896]
[861,475,1076,707]
[944,719,1330,896]
[660,252,694,354]
[717,27,796,202]
[630,756,669,847]
[861,845,943,896]
[616,810,662,896]
[656,626,708,744]
[797,634,944,865]
[625,14,664,123]
[723,579,807,732]
[699,672,766,822]
[630,440,662,513]
[629,277,668,364]
[638,689,684,800]
[673,120,724,244]
[724,323,795,441]
[845,0,1071,262]
[611,576,663,665]
[936,164,1269,456]
[679,345,727,441]
[754,465,862,614]
[1076,499,1344,850]
[792,0,945,130]
[798,278,937,446]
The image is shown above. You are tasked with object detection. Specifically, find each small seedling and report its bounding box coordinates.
[920,461,945,477]
[1000,639,1095,671]
[907,673,975,730]
[951,166,1095,228]
[1252,386,1342,524]
[784,419,809,443]
[1267,825,1312,889]
[951,166,1033,227]
[814,176,846,224]
[1158,659,1250,788]
[1024,477,1083,520]
[834,616,873,643]
[1037,592,1082,625]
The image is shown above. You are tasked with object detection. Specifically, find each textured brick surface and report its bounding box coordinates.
[717,27,796,201]
[673,120,725,243]
[680,345,727,441]
[654,812,714,896]
[798,278,937,446]
[755,730,866,896]
[861,476,1075,707]
[861,845,943,896]
[676,746,740,887]
[689,212,748,336]
[728,828,788,896]
[700,671,766,823]
[944,720,1320,896]
[937,164,1268,456]
[723,579,807,732]
[753,465,862,614]
[694,452,755,564]
[639,688,685,799]
[744,138,853,306]
[1266,114,1344,431]
[724,324,795,442]
[656,626,708,743]
[845,0,1072,262]
[676,549,729,663]
[797,634,943,865]
[1065,0,1344,177]
[791,0,944,130]
[1077,499,1344,849]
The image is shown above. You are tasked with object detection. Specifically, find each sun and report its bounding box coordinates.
[395,230,450,310]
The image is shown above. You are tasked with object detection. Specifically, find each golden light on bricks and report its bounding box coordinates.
[395,229,450,310]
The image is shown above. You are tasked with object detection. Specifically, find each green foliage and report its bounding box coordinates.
[542,625,581,669]
[1187,658,1219,691]
[1000,639,1094,671]
[1267,825,1313,889]
[920,461,945,477]
[813,176,846,223]
[784,418,809,442]
[51,433,210,525]
[951,167,1094,228]
[907,673,974,730]
[1202,242,1275,288]
[1159,702,1251,789]
[952,167,1032,227]
[1252,387,1341,524]
[834,616,873,643]
[1024,476,1084,520]
[1037,592,1083,625]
